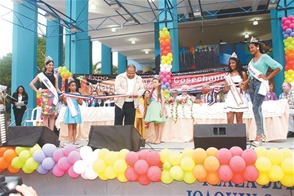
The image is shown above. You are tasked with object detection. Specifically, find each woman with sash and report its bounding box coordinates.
[224,52,248,124]
[30,56,61,131]
[244,37,282,146]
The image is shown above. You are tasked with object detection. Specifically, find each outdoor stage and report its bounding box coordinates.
[1,139,293,195]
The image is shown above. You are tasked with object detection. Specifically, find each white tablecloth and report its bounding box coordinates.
[56,100,289,142]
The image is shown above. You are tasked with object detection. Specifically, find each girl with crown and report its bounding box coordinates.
[144,75,166,144]
[224,52,248,124]
[244,37,282,146]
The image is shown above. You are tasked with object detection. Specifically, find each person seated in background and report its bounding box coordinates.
[88,91,104,107]
[177,85,195,103]
[201,83,217,106]
[264,82,278,101]
[171,89,179,101]
[103,91,115,107]
[279,82,294,138]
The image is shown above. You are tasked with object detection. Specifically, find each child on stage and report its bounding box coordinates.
[144,75,166,144]
[63,80,83,145]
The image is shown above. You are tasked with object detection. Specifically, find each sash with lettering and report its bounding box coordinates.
[248,61,269,96]
[225,73,243,106]
[37,73,59,105]
[66,97,78,117]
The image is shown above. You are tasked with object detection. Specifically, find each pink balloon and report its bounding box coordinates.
[67,165,80,178]
[162,78,167,83]
[282,17,288,23]
[58,157,71,171]
[134,159,149,175]
[283,25,289,31]
[63,144,77,156]
[218,165,233,182]
[241,149,257,165]
[243,165,259,182]
[165,74,171,80]
[53,148,65,162]
[146,151,161,166]
[147,166,161,182]
[125,167,138,181]
[217,148,232,165]
[125,152,139,167]
[285,20,292,25]
[230,146,243,157]
[138,174,151,185]
[138,150,149,160]
[288,15,294,20]
[52,165,65,177]
[229,156,246,173]
[290,23,294,29]
[232,173,245,184]
[68,151,81,165]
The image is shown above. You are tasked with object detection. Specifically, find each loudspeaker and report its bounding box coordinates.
[88,125,144,152]
[6,126,60,147]
[193,124,246,150]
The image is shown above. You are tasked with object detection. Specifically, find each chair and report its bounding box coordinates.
[24,107,43,126]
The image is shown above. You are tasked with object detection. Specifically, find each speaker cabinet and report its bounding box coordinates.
[193,124,246,150]
[6,126,60,147]
[88,125,144,152]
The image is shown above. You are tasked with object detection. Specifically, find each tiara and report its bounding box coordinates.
[153,74,160,80]
[250,36,259,44]
[231,52,238,59]
[45,56,54,64]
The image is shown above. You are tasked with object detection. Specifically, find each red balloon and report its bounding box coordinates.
[146,151,161,166]
[125,152,139,167]
[230,146,243,157]
[138,150,149,160]
[125,167,138,181]
[218,165,233,182]
[229,156,246,173]
[134,160,149,175]
[147,166,161,182]
[241,149,257,165]
[138,174,151,185]
[243,165,259,182]
[232,173,245,184]
[216,148,232,165]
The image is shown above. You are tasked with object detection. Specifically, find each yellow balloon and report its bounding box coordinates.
[119,149,129,159]
[163,161,172,171]
[281,148,293,159]
[255,157,272,172]
[160,149,171,163]
[281,174,294,187]
[161,170,173,184]
[104,166,116,179]
[117,173,128,183]
[93,159,106,174]
[180,157,195,171]
[98,172,108,180]
[254,146,267,158]
[256,172,270,185]
[169,151,182,166]
[268,165,284,182]
[182,148,194,157]
[105,151,118,165]
[183,171,196,184]
[267,148,284,165]
[99,148,110,160]
[170,166,184,181]
[113,159,127,173]
[281,158,294,174]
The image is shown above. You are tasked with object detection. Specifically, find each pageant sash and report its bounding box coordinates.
[38,73,58,105]
[225,74,243,106]
[248,61,269,96]
[66,97,78,117]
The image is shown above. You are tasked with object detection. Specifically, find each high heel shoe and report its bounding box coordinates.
[252,134,266,147]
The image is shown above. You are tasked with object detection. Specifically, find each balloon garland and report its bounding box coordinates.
[282,15,294,83]
[0,145,293,187]
[57,66,72,91]
[159,27,172,100]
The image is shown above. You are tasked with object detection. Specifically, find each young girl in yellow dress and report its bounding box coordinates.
[144,75,166,144]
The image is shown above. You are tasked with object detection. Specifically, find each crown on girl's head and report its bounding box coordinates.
[153,75,160,80]
[45,56,53,64]
[231,52,238,59]
[250,36,259,44]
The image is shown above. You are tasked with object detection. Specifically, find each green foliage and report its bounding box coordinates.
[0,53,12,93]
[37,36,46,73]
[92,61,118,75]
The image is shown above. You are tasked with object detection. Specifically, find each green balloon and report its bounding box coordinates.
[19,150,31,163]
[11,157,25,169]
[25,157,39,171]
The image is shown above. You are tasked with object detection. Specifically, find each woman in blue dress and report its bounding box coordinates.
[63,80,83,145]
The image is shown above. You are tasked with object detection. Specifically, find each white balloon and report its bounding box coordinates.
[85,166,98,180]
[81,171,88,180]
[73,160,87,174]
[79,146,93,161]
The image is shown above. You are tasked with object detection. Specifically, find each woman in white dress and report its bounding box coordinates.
[224,52,248,124]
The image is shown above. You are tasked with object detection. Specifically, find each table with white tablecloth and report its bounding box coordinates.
[56,100,289,142]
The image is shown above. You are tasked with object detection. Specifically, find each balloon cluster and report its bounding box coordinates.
[282,15,294,82]
[254,146,294,187]
[124,150,162,185]
[58,66,72,91]
[92,148,129,182]
[159,27,172,100]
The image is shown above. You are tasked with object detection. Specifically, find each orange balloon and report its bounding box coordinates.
[0,147,9,156]
[3,149,17,163]
[206,147,218,157]
[8,165,20,174]
[192,148,207,164]
[206,172,220,185]
[204,156,220,172]
[0,157,9,170]
[193,164,207,180]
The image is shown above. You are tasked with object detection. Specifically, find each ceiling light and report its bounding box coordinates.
[253,19,258,26]
[193,10,202,18]
[131,40,136,44]
[44,13,56,21]
[244,33,249,39]
[111,28,116,32]
[11,0,23,3]
[267,0,278,10]
[145,50,149,54]
[69,26,79,33]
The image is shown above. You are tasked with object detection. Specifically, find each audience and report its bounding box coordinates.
[279,82,294,138]
[264,82,277,101]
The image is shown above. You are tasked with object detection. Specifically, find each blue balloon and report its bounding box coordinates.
[41,157,55,170]
[37,164,49,175]
[290,32,294,37]
[33,150,46,163]
[161,84,166,90]
[42,144,57,157]
[286,28,292,34]
[284,34,290,39]
[165,82,170,88]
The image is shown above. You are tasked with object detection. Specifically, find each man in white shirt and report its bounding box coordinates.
[114,65,145,125]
